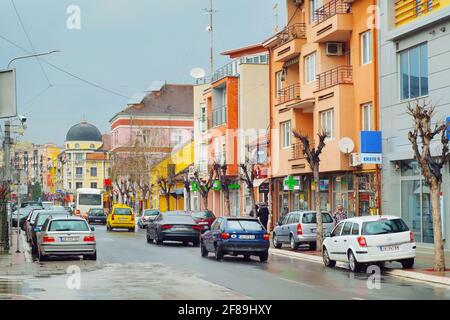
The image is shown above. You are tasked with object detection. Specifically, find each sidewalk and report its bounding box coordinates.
[0,230,36,276]
[270,246,450,287]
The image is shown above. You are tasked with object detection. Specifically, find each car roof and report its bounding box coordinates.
[47,215,85,221]
[223,217,259,221]
[340,215,401,223]
[113,204,131,209]
[288,211,330,214]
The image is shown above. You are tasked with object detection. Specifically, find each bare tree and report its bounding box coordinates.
[240,157,257,217]
[183,171,191,211]
[214,163,232,216]
[193,164,216,210]
[407,100,449,272]
[156,164,175,211]
[292,129,327,252]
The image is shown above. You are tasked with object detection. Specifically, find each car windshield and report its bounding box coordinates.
[191,211,215,219]
[362,219,410,235]
[302,212,333,224]
[226,219,263,231]
[49,220,89,232]
[79,194,101,206]
[114,208,132,215]
[143,210,159,216]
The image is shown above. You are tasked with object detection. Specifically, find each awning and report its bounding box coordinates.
[283,56,299,67]
[253,179,268,187]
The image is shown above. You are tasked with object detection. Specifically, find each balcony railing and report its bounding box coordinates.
[316,66,353,92]
[275,23,307,48]
[314,0,351,25]
[211,105,227,127]
[291,141,315,160]
[395,0,440,26]
[276,83,301,105]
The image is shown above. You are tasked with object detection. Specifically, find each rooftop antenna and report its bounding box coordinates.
[204,0,216,77]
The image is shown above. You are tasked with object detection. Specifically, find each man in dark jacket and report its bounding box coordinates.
[257,203,269,230]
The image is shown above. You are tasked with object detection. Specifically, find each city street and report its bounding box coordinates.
[1,227,450,300]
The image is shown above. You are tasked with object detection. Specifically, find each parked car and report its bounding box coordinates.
[106,204,135,232]
[21,201,42,208]
[30,210,68,253]
[138,209,160,229]
[35,215,97,261]
[87,208,107,225]
[272,211,334,250]
[322,215,416,272]
[201,217,270,262]
[10,205,42,229]
[41,202,53,210]
[189,210,216,233]
[25,209,46,242]
[146,211,201,246]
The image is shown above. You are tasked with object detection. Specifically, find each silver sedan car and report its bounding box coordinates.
[35,215,97,261]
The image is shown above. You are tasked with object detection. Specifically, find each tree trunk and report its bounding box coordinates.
[224,191,231,216]
[313,164,323,252]
[430,180,446,271]
[186,190,191,211]
[249,188,256,217]
[202,193,209,210]
[165,194,171,211]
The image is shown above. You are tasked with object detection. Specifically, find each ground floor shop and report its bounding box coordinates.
[269,170,380,229]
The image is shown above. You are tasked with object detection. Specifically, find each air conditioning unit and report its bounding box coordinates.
[326,42,344,56]
[350,153,362,167]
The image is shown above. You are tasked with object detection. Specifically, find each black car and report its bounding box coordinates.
[87,208,107,225]
[10,206,42,228]
[146,211,201,247]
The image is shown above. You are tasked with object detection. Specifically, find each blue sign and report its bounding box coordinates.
[446,117,450,139]
[360,131,382,154]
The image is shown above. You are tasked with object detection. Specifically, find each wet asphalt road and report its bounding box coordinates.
[2,225,450,300]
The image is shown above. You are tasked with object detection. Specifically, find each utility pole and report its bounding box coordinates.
[206,0,215,78]
[1,121,11,251]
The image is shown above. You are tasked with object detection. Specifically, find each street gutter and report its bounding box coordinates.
[269,248,450,287]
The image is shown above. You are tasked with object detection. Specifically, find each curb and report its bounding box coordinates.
[269,248,450,287]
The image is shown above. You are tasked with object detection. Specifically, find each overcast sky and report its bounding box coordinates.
[0,0,287,145]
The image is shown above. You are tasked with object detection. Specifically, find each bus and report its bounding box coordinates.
[76,188,103,218]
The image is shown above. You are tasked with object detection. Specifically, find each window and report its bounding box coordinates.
[305,53,317,83]
[79,194,101,206]
[76,167,83,177]
[75,182,83,189]
[281,121,292,149]
[341,222,353,236]
[200,103,206,132]
[68,182,72,190]
[362,219,409,236]
[226,219,264,231]
[276,71,283,97]
[75,143,80,149]
[351,223,360,235]
[221,89,227,107]
[361,103,373,131]
[90,182,98,189]
[331,222,344,237]
[90,167,97,177]
[361,31,372,65]
[302,212,333,224]
[400,43,428,100]
[310,0,322,22]
[75,153,83,161]
[320,109,334,139]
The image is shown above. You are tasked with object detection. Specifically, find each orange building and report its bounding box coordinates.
[263,0,379,226]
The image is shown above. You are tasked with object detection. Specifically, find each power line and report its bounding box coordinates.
[10,0,52,86]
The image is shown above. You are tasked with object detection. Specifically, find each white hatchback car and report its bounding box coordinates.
[322,215,416,272]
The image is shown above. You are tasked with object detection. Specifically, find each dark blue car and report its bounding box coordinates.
[200,217,270,262]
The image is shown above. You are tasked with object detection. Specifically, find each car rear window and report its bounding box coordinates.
[226,220,263,231]
[37,212,67,226]
[302,212,333,224]
[49,220,89,232]
[90,209,105,216]
[164,215,195,223]
[143,210,159,216]
[362,219,410,235]
[191,211,215,219]
[114,208,132,215]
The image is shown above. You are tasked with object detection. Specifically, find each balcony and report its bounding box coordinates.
[276,83,301,106]
[273,23,307,62]
[310,0,353,43]
[316,66,353,92]
[395,0,441,26]
[210,105,227,128]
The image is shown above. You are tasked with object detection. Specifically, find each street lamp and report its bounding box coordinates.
[7,50,61,69]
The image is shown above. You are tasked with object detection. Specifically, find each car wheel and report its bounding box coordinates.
[146,234,153,244]
[85,252,97,261]
[31,244,37,254]
[106,225,111,232]
[323,247,336,268]
[309,242,317,251]
[155,233,163,245]
[129,228,135,232]
[290,235,299,250]
[183,241,189,246]
[38,249,47,262]
[201,243,208,257]
[243,255,251,260]
[259,251,269,263]
[400,258,414,269]
[348,251,362,272]
[272,233,282,249]
[215,245,224,261]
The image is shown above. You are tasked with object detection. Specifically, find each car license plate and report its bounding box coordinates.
[239,235,255,240]
[60,237,78,242]
[173,227,189,231]
[380,245,399,252]
[119,218,128,221]
[95,219,102,222]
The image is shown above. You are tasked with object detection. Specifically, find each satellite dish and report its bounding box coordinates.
[190,67,206,79]
[339,137,355,154]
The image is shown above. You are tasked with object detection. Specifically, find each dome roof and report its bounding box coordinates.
[66,121,102,142]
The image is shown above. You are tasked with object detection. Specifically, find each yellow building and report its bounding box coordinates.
[57,121,110,195]
[151,141,194,212]
[395,0,450,26]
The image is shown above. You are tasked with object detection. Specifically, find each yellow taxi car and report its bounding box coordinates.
[106,204,136,232]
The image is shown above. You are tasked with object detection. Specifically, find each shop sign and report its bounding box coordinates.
[191,181,199,192]
[213,180,221,191]
[259,183,270,193]
[360,153,382,165]
[228,183,240,190]
[284,176,300,191]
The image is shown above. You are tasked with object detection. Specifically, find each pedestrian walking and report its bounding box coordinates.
[257,202,269,230]
[332,204,348,225]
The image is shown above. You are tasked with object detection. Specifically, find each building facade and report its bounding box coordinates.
[192,45,270,216]
[379,0,450,249]
[263,0,380,227]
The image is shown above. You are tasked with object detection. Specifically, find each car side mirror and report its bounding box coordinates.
[34,227,42,232]
[277,221,282,226]
[90,226,95,232]
[325,232,332,238]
